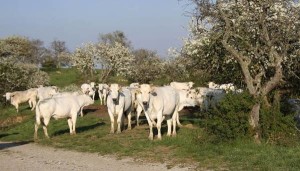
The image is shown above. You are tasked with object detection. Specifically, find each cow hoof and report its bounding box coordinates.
[148,136,153,140]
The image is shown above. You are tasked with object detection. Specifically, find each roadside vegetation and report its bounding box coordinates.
[1,69,300,170]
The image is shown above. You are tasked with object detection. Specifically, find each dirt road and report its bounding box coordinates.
[0,141,195,171]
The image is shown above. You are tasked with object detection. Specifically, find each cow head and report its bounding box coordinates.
[3,92,11,101]
[184,89,197,106]
[138,84,155,107]
[109,84,122,103]
[188,82,194,89]
[187,89,197,99]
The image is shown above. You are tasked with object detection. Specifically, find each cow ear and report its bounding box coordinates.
[2,94,5,97]
[150,85,155,92]
[135,89,141,94]
[151,92,157,96]
[118,85,123,92]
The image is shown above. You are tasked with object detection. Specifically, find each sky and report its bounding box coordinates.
[0,0,192,58]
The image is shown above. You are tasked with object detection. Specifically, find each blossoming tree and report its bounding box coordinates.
[185,0,300,142]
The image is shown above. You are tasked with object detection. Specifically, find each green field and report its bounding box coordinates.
[1,68,300,170]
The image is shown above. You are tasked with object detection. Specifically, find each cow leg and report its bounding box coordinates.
[144,112,154,140]
[67,118,73,134]
[71,115,77,135]
[100,96,103,105]
[136,105,142,126]
[172,111,177,137]
[11,101,18,112]
[34,122,40,140]
[80,105,87,117]
[104,96,107,105]
[28,100,32,108]
[42,118,50,138]
[15,103,19,113]
[127,111,132,130]
[167,119,172,137]
[157,113,163,140]
[108,110,115,134]
[31,100,37,111]
[117,110,124,134]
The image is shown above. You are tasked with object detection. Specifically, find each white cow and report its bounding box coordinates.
[106,84,132,134]
[170,81,194,90]
[129,82,140,88]
[98,83,109,105]
[195,87,226,111]
[176,89,198,126]
[34,94,94,139]
[51,91,81,98]
[90,82,96,88]
[138,84,180,140]
[128,88,144,126]
[81,83,95,100]
[90,82,96,100]
[219,83,236,93]
[3,88,38,112]
[208,82,220,89]
[208,82,237,93]
[37,86,58,101]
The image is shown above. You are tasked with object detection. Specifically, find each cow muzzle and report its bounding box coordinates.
[142,101,148,106]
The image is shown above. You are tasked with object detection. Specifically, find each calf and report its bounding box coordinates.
[98,83,109,105]
[34,94,94,139]
[3,88,38,112]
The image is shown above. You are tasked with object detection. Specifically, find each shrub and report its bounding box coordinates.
[259,95,300,146]
[0,59,49,106]
[199,92,254,142]
[198,91,300,145]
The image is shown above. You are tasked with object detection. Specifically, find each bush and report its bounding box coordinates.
[260,100,300,146]
[0,59,50,106]
[199,92,254,142]
[197,91,300,145]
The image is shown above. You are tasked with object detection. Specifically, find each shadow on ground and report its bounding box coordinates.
[52,122,105,136]
[0,140,33,150]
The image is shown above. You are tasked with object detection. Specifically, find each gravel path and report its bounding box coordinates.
[0,141,195,171]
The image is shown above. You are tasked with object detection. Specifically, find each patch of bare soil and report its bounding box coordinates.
[0,115,28,129]
[0,141,195,171]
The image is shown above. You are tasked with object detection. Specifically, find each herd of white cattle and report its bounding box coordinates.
[3,81,243,140]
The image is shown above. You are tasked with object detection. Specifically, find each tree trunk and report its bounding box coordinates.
[249,103,261,144]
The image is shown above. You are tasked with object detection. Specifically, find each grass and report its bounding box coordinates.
[2,104,300,170]
[1,68,300,170]
[45,67,82,87]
